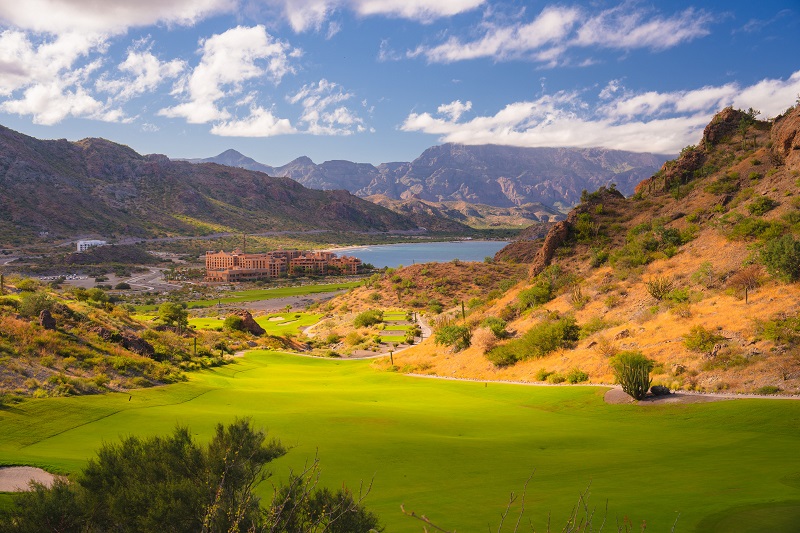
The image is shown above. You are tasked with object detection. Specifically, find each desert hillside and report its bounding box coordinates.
[343,104,800,395]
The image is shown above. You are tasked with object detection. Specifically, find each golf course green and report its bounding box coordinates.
[1,351,798,532]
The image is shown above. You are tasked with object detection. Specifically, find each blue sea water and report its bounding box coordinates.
[339,240,509,268]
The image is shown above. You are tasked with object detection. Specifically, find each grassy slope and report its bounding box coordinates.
[1,352,799,532]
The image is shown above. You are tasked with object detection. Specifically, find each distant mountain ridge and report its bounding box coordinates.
[0,125,426,245]
[187,144,672,210]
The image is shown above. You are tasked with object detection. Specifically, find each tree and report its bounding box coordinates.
[610,351,654,400]
[158,301,189,332]
[1,419,381,533]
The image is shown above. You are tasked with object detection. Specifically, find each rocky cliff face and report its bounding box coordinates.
[771,105,800,169]
[191,145,670,210]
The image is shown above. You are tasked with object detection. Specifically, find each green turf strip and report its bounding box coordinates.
[1,352,798,532]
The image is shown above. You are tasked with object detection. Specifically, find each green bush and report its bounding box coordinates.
[535,368,553,381]
[486,315,579,367]
[565,368,589,384]
[353,309,383,328]
[756,314,800,345]
[18,292,54,318]
[480,316,508,338]
[756,385,781,395]
[546,372,566,384]
[610,351,654,400]
[434,325,471,352]
[748,196,779,216]
[223,315,245,332]
[518,280,553,309]
[761,234,800,281]
[683,325,725,352]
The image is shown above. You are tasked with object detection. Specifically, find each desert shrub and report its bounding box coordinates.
[593,336,618,358]
[18,292,54,318]
[428,300,443,314]
[518,281,553,309]
[565,368,589,384]
[546,372,565,384]
[610,351,654,400]
[761,234,800,282]
[471,327,498,352]
[324,333,341,345]
[223,315,245,332]
[486,315,579,367]
[683,325,725,352]
[344,331,363,346]
[14,278,40,292]
[665,288,691,303]
[114,282,131,290]
[434,325,471,352]
[535,368,553,381]
[353,310,383,328]
[480,316,508,338]
[650,385,670,396]
[756,385,781,395]
[705,173,740,194]
[691,261,716,288]
[748,196,779,216]
[756,313,800,345]
[579,316,615,339]
[368,292,381,302]
[569,285,589,309]
[727,265,762,293]
[724,215,784,241]
[590,248,609,267]
[644,276,674,301]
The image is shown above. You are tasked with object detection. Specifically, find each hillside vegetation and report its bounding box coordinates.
[359,104,800,395]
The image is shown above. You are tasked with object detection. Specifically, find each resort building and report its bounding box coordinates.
[205,249,361,282]
[76,240,107,252]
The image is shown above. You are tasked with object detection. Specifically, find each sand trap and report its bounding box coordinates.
[0,466,57,492]
[268,316,285,321]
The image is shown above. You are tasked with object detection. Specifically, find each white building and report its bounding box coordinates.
[76,240,107,252]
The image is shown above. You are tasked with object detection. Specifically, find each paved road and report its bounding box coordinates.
[125,268,181,292]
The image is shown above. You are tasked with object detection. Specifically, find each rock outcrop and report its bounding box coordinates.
[231,310,266,336]
[771,104,800,169]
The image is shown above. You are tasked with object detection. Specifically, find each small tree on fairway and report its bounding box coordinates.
[610,351,654,400]
[158,301,189,332]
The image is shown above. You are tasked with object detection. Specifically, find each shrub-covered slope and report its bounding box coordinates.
[371,104,800,395]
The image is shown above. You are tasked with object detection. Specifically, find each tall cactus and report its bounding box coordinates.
[610,351,654,400]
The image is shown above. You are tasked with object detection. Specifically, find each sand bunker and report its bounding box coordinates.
[0,466,56,492]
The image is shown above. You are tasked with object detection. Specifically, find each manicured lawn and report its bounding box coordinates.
[1,352,798,532]
[183,313,322,335]
[135,281,362,311]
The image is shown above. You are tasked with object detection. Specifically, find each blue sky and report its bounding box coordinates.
[0,0,798,165]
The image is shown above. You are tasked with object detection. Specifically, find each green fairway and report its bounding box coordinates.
[1,352,799,532]
[135,281,362,311]
[184,312,322,334]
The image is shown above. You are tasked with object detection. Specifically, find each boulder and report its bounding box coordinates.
[39,309,56,330]
[231,310,266,336]
[121,334,156,357]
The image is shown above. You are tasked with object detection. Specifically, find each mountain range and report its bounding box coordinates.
[0,125,424,246]
[186,144,672,210]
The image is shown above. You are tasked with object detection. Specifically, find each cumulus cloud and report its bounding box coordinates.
[401,71,800,154]
[0,30,122,124]
[288,79,365,135]
[410,3,713,65]
[96,42,186,101]
[159,25,296,124]
[0,0,233,35]
[211,106,296,136]
[262,0,484,32]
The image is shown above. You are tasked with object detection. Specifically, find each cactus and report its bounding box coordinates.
[611,351,654,400]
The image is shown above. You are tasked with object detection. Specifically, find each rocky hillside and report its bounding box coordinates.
[189,145,670,210]
[0,126,423,247]
[345,104,800,396]
[366,195,562,232]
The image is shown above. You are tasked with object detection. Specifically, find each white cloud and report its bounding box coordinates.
[401,71,800,154]
[159,25,296,124]
[411,3,712,64]
[263,0,484,32]
[0,30,126,124]
[0,0,234,35]
[288,79,365,135]
[210,106,296,136]
[437,100,472,121]
[96,42,186,101]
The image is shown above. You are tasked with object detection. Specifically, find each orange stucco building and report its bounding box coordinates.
[205,249,361,282]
